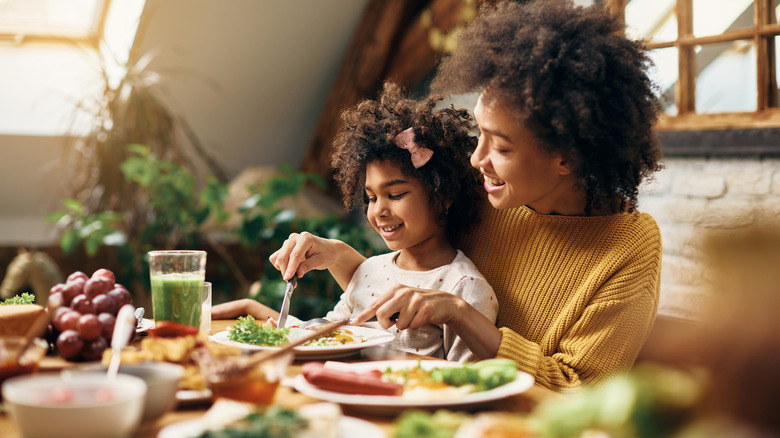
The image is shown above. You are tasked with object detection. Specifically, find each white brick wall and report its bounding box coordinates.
[638,157,780,320]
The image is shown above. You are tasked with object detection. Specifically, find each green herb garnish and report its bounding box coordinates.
[196,407,307,438]
[393,409,468,438]
[1,292,36,305]
[227,315,290,346]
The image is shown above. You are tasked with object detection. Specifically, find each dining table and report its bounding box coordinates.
[0,319,557,438]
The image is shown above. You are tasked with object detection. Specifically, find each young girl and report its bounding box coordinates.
[213,82,497,362]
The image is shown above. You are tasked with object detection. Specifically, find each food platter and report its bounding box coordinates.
[175,389,212,406]
[157,415,384,438]
[136,318,154,332]
[209,326,396,360]
[292,360,535,415]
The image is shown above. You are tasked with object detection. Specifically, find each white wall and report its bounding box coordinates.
[0,135,67,245]
[639,157,780,320]
[0,40,101,244]
[133,0,368,177]
[0,0,368,246]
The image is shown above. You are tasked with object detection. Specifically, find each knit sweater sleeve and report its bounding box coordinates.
[460,204,662,392]
[496,264,659,391]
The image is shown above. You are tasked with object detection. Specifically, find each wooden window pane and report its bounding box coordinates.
[695,40,757,113]
[648,46,680,115]
[774,35,780,108]
[775,0,780,24]
[625,0,677,44]
[691,0,753,38]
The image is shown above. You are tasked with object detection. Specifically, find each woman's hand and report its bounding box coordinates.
[269,232,367,289]
[351,284,503,359]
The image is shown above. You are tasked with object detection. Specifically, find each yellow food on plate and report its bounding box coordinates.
[393,410,535,438]
[0,304,46,337]
[454,413,536,438]
[102,332,241,390]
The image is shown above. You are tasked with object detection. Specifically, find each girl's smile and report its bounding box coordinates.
[364,160,455,270]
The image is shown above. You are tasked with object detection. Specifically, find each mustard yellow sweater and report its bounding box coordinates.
[459,204,662,392]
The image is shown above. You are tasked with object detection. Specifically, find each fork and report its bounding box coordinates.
[299,318,330,329]
[300,311,399,329]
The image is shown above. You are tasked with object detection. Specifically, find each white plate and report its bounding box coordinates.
[136,318,154,332]
[175,389,212,406]
[209,326,396,360]
[292,360,535,415]
[157,415,384,438]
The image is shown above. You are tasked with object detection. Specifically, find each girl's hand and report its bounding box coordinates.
[351,284,503,359]
[269,232,337,280]
[351,284,464,330]
[269,232,367,289]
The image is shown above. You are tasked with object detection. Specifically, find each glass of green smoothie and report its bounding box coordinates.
[148,250,207,328]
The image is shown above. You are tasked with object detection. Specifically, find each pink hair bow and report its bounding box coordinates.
[393,128,433,168]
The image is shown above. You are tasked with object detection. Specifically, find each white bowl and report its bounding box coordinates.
[62,362,184,423]
[2,372,147,438]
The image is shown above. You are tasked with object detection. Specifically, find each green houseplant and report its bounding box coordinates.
[47,146,386,318]
[58,39,225,229]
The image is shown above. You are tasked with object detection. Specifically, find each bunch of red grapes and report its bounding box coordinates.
[47,269,134,361]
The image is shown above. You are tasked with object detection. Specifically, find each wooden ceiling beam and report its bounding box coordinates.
[300,0,481,195]
[385,0,470,88]
[300,0,429,191]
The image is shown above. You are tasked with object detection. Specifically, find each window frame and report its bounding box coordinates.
[0,0,110,48]
[607,0,780,156]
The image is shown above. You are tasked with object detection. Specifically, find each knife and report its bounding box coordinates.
[365,312,400,323]
[277,276,297,328]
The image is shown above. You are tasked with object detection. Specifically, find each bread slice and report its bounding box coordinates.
[0,304,47,337]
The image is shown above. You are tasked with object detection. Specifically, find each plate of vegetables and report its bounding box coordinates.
[209,316,396,359]
[293,359,534,415]
[158,400,384,438]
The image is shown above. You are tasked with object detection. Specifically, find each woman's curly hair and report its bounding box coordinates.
[331,82,484,245]
[431,0,663,214]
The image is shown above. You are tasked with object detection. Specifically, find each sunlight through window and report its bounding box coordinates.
[0,0,144,136]
[0,0,105,41]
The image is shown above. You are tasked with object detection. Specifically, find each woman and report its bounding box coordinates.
[270,0,663,391]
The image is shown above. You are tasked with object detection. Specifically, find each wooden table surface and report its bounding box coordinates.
[0,319,556,438]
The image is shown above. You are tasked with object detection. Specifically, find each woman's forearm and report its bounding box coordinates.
[450,300,503,359]
[327,239,367,290]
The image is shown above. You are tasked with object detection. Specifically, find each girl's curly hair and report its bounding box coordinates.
[431,0,663,214]
[331,82,484,245]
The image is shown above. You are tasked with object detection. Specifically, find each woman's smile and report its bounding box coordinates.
[481,173,506,193]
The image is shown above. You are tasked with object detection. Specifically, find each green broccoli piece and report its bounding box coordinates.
[472,359,519,390]
[431,366,479,387]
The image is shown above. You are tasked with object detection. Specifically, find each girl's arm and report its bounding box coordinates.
[269,232,367,289]
[448,298,503,359]
[211,298,279,320]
